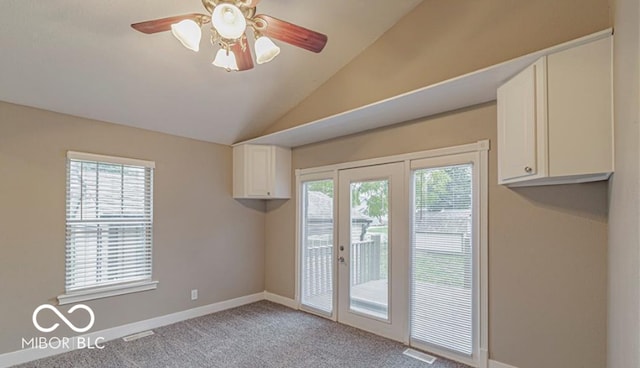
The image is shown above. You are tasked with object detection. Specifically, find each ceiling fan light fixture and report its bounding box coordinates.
[170,19,202,52]
[254,36,280,64]
[211,3,247,40]
[131,2,328,72]
[213,48,239,71]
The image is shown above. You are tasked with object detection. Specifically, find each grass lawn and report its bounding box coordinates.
[413,250,468,288]
[377,244,468,288]
[367,226,388,234]
[365,227,469,289]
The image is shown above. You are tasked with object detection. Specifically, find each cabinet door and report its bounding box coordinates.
[546,37,612,177]
[246,145,273,197]
[497,61,543,183]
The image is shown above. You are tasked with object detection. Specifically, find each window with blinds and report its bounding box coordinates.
[65,152,154,292]
[411,163,474,356]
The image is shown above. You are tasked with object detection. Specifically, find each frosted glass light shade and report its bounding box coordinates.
[170,20,202,52]
[254,36,280,64]
[212,49,239,71]
[211,3,247,39]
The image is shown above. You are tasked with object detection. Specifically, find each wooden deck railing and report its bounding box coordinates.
[351,234,382,285]
[303,240,333,298]
[303,235,384,299]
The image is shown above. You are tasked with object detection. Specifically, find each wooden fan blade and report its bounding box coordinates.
[131,14,209,34]
[231,42,255,71]
[254,14,327,53]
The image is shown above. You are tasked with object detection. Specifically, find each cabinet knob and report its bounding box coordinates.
[524,166,533,173]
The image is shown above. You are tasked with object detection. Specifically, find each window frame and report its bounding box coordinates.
[409,152,483,366]
[296,171,339,320]
[295,141,489,368]
[58,151,158,305]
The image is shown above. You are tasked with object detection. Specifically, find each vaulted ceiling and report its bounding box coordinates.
[0,0,423,144]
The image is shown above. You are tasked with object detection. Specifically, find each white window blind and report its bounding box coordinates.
[65,152,154,292]
[411,163,474,356]
[300,179,335,314]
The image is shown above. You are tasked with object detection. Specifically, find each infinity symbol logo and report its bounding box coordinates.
[32,304,95,333]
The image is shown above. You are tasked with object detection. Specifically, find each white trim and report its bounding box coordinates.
[408,150,486,367]
[294,141,490,364]
[488,360,520,368]
[480,349,489,368]
[298,140,490,175]
[233,30,611,148]
[298,305,333,320]
[402,158,412,345]
[58,281,158,305]
[263,292,298,309]
[67,151,156,168]
[0,292,263,368]
[336,162,407,342]
[294,172,301,308]
[479,144,490,368]
[296,170,339,321]
[503,172,612,187]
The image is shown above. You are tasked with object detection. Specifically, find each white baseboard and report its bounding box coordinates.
[0,292,264,368]
[263,291,298,309]
[489,360,519,368]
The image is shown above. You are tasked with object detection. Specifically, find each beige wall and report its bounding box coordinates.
[265,105,608,368]
[261,0,611,137]
[0,102,266,354]
[264,1,611,367]
[608,0,640,366]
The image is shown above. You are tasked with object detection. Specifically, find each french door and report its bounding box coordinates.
[336,162,407,342]
[297,142,487,367]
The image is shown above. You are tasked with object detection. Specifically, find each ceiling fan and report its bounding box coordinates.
[131,0,328,72]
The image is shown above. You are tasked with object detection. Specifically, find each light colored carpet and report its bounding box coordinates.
[15,301,471,368]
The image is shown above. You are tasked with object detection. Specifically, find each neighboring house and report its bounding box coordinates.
[305,191,373,241]
[414,209,471,254]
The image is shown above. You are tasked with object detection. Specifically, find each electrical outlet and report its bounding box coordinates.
[191,289,198,301]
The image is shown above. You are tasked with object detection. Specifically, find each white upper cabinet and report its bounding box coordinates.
[497,36,613,186]
[233,144,291,199]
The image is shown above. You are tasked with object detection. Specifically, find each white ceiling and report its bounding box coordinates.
[0,0,423,145]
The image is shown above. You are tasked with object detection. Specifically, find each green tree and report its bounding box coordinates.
[351,180,388,221]
[306,180,334,197]
[415,165,471,212]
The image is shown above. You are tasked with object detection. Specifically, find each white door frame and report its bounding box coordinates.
[336,162,408,343]
[296,170,339,320]
[295,140,489,368]
[408,151,485,367]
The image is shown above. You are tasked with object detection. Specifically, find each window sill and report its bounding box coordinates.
[57,280,158,305]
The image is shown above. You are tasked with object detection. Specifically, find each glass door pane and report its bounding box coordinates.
[349,179,389,320]
[300,179,335,314]
[411,164,474,356]
[337,162,405,341]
